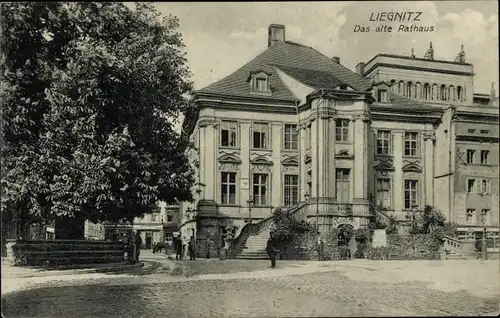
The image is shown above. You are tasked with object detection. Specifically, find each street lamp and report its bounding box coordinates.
[246,196,255,223]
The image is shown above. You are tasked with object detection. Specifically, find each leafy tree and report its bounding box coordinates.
[271,207,315,258]
[1,3,195,238]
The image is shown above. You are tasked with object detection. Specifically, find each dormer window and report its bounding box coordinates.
[248,70,271,95]
[378,89,388,103]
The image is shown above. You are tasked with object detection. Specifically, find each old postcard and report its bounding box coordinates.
[1,1,499,317]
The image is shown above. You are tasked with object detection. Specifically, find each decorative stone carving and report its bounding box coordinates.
[402,159,423,172]
[281,155,299,166]
[318,108,337,120]
[332,217,359,229]
[351,111,371,123]
[374,157,395,171]
[198,118,218,128]
[219,163,239,171]
[304,152,312,163]
[251,163,272,173]
[423,131,436,141]
[283,165,299,173]
[334,150,354,160]
[218,152,241,171]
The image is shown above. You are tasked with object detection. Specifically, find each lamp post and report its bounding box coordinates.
[246,196,255,223]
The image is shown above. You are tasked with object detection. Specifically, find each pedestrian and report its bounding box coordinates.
[317,232,324,261]
[134,231,142,263]
[188,236,196,260]
[266,231,278,268]
[175,236,183,260]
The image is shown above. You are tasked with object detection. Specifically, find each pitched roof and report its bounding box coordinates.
[196,41,371,100]
[373,91,443,112]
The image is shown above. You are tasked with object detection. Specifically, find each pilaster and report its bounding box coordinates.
[199,118,217,201]
[423,132,435,206]
[240,121,251,206]
[352,114,370,202]
[299,123,307,200]
[271,123,282,207]
[327,117,336,197]
[393,131,404,212]
[311,116,319,198]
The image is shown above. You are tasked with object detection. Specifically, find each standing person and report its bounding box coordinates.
[317,232,325,261]
[134,231,142,263]
[266,231,278,268]
[175,236,183,260]
[188,236,196,260]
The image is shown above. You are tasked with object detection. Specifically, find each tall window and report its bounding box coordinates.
[406,82,412,98]
[221,172,236,204]
[404,132,419,157]
[466,209,476,224]
[376,179,392,208]
[253,173,269,206]
[378,89,387,103]
[221,121,238,147]
[284,124,298,150]
[467,179,476,193]
[335,119,349,142]
[481,150,489,164]
[440,85,447,101]
[467,149,475,164]
[481,209,490,224]
[307,171,312,197]
[481,179,491,194]
[252,123,269,149]
[457,86,462,101]
[283,174,299,206]
[376,130,391,155]
[404,180,418,209]
[255,78,267,92]
[335,169,350,202]
[166,211,173,222]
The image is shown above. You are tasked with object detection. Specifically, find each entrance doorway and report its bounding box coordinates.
[145,232,153,249]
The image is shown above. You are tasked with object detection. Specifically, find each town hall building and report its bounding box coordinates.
[180,24,499,248]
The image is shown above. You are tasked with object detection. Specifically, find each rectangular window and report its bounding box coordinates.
[466,209,476,224]
[481,209,490,224]
[284,124,298,150]
[252,123,269,149]
[404,180,418,209]
[481,179,491,194]
[377,90,387,103]
[376,179,392,209]
[283,174,299,206]
[376,130,391,155]
[166,212,173,222]
[253,173,269,206]
[480,150,489,164]
[335,169,350,202]
[152,213,158,222]
[255,78,267,92]
[221,172,236,204]
[335,119,349,142]
[467,179,476,193]
[404,132,419,157]
[220,121,238,148]
[467,149,475,164]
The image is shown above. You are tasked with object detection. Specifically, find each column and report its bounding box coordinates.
[240,121,251,206]
[393,131,404,212]
[311,116,318,198]
[327,118,336,197]
[299,123,307,200]
[423,132,435,206]
[204,121,216,201]
[271,123,282,207]
[352,116,369,201]
[317,115,328,198]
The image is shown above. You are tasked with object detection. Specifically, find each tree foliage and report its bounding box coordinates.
[409,205,458,251]
[271,207,315,245]
[1,2,195,224]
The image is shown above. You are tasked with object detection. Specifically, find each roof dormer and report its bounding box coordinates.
[248,70,272,95]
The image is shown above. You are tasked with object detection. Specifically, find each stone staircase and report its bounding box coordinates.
[234,229,269,260]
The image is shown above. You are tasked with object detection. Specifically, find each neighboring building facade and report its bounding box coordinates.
[181,24,499,243]
[104,203,181,248]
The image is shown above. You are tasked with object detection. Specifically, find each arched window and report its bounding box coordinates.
[415,82,421,99]
[457,86,463,102]
[440,85,447,101]
[390,80,396,93]
[432,84,438,100]
[399,81,405,96]
[407,82,413,98]
[423,83,430,100]
[449,86,455,102]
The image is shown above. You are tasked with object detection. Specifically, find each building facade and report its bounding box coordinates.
[181,24,499,244]
[104,203,181,248]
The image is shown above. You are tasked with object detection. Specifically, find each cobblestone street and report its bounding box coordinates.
[2,256,499,317]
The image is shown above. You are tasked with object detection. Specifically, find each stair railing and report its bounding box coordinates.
[443,235,463,254]
[229,202,307,258]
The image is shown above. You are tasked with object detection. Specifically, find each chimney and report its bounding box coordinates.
[356,62,365,76]
[332,56,340,64]
[268,24,285,47]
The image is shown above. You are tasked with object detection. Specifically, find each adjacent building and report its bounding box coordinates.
[180,24,499,245]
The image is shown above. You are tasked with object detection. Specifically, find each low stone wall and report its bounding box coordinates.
[8,239,125,266]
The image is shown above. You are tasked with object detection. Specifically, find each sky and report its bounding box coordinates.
[152,1,498,96]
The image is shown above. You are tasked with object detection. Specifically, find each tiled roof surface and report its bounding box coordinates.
[196,41,371,100]
[385,91,443,111]
[272,64,345,89]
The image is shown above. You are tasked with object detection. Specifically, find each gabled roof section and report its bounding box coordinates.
[374,91,443,111]
[196,41,372,100]
[272,64,345,90]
